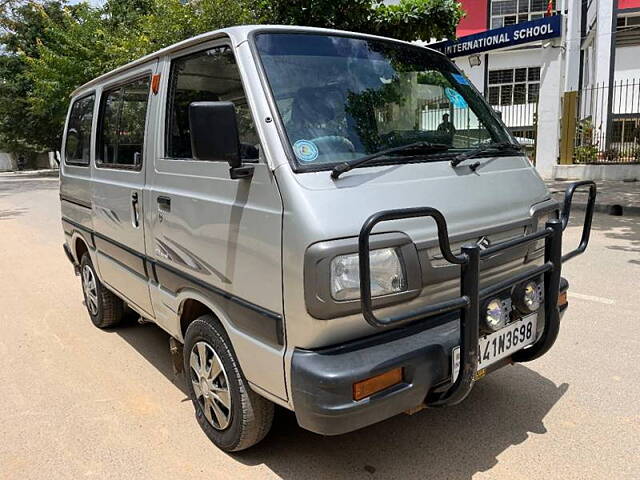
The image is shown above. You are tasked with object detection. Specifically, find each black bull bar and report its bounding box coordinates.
[358,180,597,407]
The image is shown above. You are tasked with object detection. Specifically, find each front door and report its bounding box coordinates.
[145,42,286,400]
[91,65,156,315]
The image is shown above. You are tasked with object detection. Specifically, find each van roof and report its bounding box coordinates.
[71,25,441,97]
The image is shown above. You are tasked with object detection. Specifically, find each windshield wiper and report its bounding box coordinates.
[331,142,451,179]
[450,141,522,168]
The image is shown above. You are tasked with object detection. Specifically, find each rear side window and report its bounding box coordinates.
[64,94,95,166]
[97,76,150,169]
[166,46,259,160]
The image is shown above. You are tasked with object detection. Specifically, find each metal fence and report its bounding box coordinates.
[487,99,538,160]
[571,79,640,164]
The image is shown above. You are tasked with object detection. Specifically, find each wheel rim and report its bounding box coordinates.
[82,264,99,316]
[189,341,232,430]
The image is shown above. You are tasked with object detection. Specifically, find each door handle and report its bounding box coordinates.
[157,195,171,212]
[131,191,140,228]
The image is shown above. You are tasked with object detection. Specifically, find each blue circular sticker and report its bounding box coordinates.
[445,87,468,109]
[293,140,319,163]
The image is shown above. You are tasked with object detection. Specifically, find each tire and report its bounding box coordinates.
[184,314,274,451]
[79,253,124,328]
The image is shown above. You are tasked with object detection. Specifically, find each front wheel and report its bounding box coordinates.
[184,314,274,451]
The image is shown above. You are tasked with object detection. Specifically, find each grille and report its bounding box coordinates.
[429,226,526,268]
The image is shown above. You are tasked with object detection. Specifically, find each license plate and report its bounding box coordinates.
[451,314,537,383]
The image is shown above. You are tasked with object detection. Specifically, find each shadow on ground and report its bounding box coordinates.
[236,367,567,480]
[567,210,640,263]
[111,320,567,480]
[0,208,28,220]
[112,321,190,397]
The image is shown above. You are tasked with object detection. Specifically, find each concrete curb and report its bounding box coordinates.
[568,200,640,217]
[549,191,640,217]
[0,169,59,179]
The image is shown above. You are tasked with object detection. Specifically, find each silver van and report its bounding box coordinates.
[59,25,596,451]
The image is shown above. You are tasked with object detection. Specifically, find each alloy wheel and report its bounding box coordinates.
[189,341,232,430]
[82,264,99,316]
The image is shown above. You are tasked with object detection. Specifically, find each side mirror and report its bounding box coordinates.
[188,101,254,179]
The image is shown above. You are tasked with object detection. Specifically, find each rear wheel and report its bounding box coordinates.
[184,314,274,451]
[80,253,124,328]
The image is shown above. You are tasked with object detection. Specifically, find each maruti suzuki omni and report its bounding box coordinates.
[59,25,596,451]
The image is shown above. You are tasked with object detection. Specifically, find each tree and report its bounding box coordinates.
[23,3,114,151]
[137,0,253,52]
[0,1,153,152]
[0,0,463,154]
[254,0,463,42]
[0,1,77,152]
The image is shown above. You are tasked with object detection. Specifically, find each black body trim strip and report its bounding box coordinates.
[154,259,281,322]
[61,217,95,248]
[155,262,283,346]
[94,236,147,279]
[60,216,284,345]
[60,193,92,209]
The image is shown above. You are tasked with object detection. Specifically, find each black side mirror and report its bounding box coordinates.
[188,101,254,179]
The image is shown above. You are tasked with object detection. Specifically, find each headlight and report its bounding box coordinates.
[485,298,506,331]
[330,248,406,301]
[514,281,542,313]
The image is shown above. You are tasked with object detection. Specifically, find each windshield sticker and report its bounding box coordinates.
[445,87,468,109]
[451,73,470,86]
[293,140,319,162]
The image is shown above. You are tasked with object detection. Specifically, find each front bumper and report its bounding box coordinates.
[291,315,456,435]
[291,279,570,436]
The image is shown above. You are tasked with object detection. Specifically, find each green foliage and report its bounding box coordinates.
[0,1,96,152]
[573,119,599,164]
[137,0,253,52]
[574,145,598,163]
[254,0,463,42]
[345,79,405,153]
[417,70,449,87]
[0,0,463,153]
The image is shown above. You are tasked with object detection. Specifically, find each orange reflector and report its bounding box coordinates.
[151,74,161,95]
[353,368,403,401]
[558,291,568,307]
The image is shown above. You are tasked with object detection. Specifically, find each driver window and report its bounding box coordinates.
[166,46,259,160]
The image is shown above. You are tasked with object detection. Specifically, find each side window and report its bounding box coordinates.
[64,94,95,166]
[97,76,150,168]
[166,46,259,160]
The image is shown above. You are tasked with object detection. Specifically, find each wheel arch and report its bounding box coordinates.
[74,235,89,263]
[176,289,233,344]
[174,288,289,404]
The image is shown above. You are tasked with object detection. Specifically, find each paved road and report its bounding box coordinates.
[0,175,638,479]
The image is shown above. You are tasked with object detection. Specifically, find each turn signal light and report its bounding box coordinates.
[353,368,403,401]
[558,291,568,307]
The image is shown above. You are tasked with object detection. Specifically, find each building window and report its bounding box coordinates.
[490,0,553,29]
[616,15,640,47]
[611,118,639,144]
[487,67,541,105]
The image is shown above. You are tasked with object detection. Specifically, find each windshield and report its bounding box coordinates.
[254,33,515,171]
